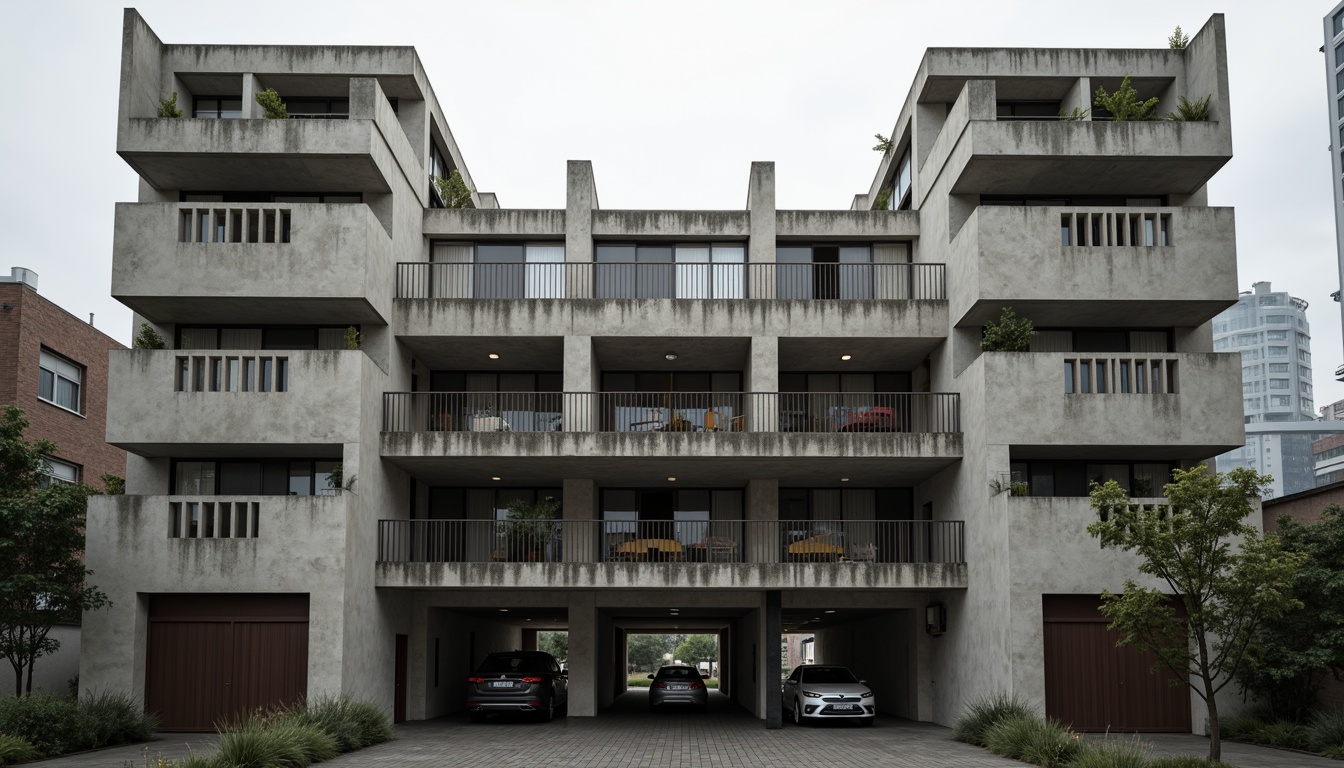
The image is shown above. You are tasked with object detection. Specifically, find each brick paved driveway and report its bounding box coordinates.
[31,689,1341,768]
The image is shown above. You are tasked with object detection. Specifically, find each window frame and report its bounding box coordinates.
[38,349,84,415]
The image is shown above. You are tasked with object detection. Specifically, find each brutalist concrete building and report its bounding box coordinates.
[83,9,1244,733]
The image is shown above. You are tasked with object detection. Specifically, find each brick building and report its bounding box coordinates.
[0,267,126,485]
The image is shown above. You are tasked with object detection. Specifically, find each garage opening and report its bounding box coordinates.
[783,607,917,719]
[1043,594,1191,732]
[145,594,309,731]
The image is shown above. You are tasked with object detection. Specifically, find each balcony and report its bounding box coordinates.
[952,205,1236,327]
[374,519,966,590]
[85,493,348,592]
[393,262,948,341]
[380,392,961,486]
[112,202,392,324]
[107,349,376,456]
[976,351,1242,458]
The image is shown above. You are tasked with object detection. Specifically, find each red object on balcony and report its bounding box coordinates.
[837,407,899,432]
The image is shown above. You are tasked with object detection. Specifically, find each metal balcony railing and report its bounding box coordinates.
[380,392,961,434]
[375,519,965,565]
[394,262,946,300]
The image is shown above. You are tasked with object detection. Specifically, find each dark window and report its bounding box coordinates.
[172,459,339,496]
[38,350,83,413]
[996,101,1062,120]
[192,97,243,119]
[285,97,349,119]
[800,667,858,684]
[595,243,745,299]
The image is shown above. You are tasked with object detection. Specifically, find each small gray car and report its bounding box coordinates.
[647,664,709,712]
[781,664,875,725]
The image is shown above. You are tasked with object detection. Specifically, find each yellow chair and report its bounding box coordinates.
[704,411,718,431]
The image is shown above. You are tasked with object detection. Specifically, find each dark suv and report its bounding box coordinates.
[467,650,568,722]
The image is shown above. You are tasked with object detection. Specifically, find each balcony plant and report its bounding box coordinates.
[499,496,561,562]
[155,92,182,118]
[1093,76,1160,121]
[255,88,289,119]
[980,306,1034,352]
[433,170,475,209]
[132,323,166,350]
[344,326,360,350]
[1166,94,1211,122]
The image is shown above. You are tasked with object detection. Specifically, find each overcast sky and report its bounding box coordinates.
[2,0,1341,403]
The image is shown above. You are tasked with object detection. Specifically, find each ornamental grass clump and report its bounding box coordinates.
[1069,736,1151,768]
[952,692,1035,746]
[0,735,37,765]
[982,714,1080,768]
[78,690,159,748]
[1305,709,1344,757]
[1147,757,1237,768]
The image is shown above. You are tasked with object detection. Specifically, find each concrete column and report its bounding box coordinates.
[562,479,597,563]
[747,162,776,298]
[747,336,779,432]
[764,590,782,728]
[241,73,260,119]
[747,478,779,563]
[566,161,597,298]
[1062,76,1091,119]
[563,336,596,432]
[567,593,598,716]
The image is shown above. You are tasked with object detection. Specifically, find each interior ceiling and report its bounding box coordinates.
[387,455,959,488]
[427,604,907,635]
[779,337,937,372]
[405,336,566,372]
[594,337,750,372]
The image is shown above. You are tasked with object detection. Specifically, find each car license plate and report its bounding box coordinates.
[668,685,687,690]
[490,681,513,688]
[830,703,856,711]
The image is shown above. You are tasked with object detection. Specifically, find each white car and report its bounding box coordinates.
[781,665,875,726]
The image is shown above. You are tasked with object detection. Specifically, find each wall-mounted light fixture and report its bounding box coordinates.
[665,352,678,361]
[926,602,946,636]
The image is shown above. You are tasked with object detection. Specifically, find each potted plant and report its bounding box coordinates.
[499,496,561,561]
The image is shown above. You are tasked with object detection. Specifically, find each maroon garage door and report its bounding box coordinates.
[146,594,309,731]
[1042,595,1190,733]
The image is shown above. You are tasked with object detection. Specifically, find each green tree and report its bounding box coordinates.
[1237,505,1344,720]
[433,170,475,209]
[1094,75,1161,121]
[1168,25,1190,49]
[0,407,111,695]
[627,634,670,673]
[872,133,893,155]
[674,634,718,669]
[254,88,288,119]
[538,631,568,662]
[1088,466,1306,762]
[980,306,1034,352]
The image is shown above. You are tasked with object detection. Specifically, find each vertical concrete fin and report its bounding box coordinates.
[747,161,775,262]
[566,161,597,272]
[1184,14,1230,128]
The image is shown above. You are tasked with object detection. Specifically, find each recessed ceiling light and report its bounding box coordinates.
[488,353,500,359]
[667,477,677,482]
[840,478,850,482]
[499,608,508,612]
[840,354,852,361]
[665,352,678,361]
[491,476,502,481]
[825,610,836,614]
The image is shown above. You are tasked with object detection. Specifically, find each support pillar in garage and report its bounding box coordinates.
[568,593,598,716]
[765,590,782,728]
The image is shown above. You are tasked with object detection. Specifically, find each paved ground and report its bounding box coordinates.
[31,689,1340,767]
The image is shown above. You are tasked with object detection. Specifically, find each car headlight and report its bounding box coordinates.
[860,690,873,698]
[803,691,823,698]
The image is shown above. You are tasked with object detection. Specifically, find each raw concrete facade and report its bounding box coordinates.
[83,9,1246,733]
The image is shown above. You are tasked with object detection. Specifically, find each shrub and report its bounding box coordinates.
[1094,75,1160,121]
[133,323,167,350]
[952,692,1035,745]
[156,92,183,118]
[214,728,303,768]
[1147,757,1237,768]
[0,693,85,756]
[78,690,158,747]
[269,723,337,764]
[344,698,393,747]
[1219,709,1268,741]
[433,170,475,209]
[281,695,391,753]
[1305,709,1344,755]
[980,306,1034,352]
[1254,718,1307,749]
[1167,95,1211,122]
[1070,736,1150,768]
[254,88,289,119]
[0,735,37,765]
[982,714,1080,767]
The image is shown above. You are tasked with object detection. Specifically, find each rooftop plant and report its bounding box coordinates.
[155,92,182,118]
[1168,25,1189,49]
[433,169,475,209]
[1167,94,1211,122]
[1094,76,1160,122]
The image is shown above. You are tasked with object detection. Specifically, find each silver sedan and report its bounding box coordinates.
[781,665,875,725]
[647,665,709,712]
